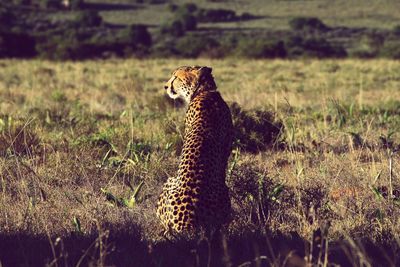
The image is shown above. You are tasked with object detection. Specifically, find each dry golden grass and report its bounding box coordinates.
[0,59,399,266]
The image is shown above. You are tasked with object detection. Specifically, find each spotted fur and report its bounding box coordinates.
[157,66,233,233]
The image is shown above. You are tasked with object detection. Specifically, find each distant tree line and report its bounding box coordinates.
[1,2,400,60]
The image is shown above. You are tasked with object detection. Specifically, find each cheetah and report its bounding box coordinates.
[156,66,233,234]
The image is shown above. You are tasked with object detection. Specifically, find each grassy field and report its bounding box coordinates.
[47,0,400,30]
[82,0,400,29]
[0,58,400,266]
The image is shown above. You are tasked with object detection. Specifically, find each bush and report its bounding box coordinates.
[174,35,220,57]
[36,28,89,60]
[289,17,330,32]
[182,3,197,13]
[229,102,283,153]
[162,5,198,36]
[170,4,239,23]
[151,39,177,57]
[36,22,153,60]
[348,32,385,58]
[179,13,197,31]
[0,5,16,31]
[161,20,185,37]
[40,0,60,9]
[393,25,400,35]
[285,36,346,58]
[70,0,84,10]
[117,24,152,57]
[75,10,102,27]
[167,3,178,12]
[379,41,400,59]
[137,0,167,3]
[196,8,237,22]
[119,24,152,47]
[0,31,36,58]
[235,38,286,58]
[13,0,31,6]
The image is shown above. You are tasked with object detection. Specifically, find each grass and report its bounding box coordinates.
[0,58,400,266]
[81,0,400,30]
[45,0,400,31]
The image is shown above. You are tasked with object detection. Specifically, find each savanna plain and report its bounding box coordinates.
[0,59,400,266]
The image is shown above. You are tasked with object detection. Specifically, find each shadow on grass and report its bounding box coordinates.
[0,230,398,266]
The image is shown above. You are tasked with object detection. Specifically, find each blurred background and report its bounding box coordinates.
[1,0,400,60]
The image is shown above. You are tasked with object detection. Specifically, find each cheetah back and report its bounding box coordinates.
[157,90,233,233]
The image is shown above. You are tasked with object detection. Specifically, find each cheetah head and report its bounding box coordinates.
[164,66,215,102]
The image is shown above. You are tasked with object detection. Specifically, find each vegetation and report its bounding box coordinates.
[2,1,400,60]
[0,59,399,266]
[289,17,330,33]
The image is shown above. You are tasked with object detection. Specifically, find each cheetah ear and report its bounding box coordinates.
[199,66,212,75]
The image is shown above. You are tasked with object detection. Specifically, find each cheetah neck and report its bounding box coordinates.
[190,82,217,101]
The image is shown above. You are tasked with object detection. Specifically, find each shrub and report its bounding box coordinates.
[75,10,102,27]
[348,32,385,58]
[40,0,60,9]
[151,39,178,57]
[285,36,346,58]
[162,5,198,35]
[0,5,16,31]
[36,24,154,59]
[379,41,400,59]
[70,0,84,9]
[181,3,197,13]
[13,0,31,6]
[393,25,400,35]
[289,17,330,32]
[196,8,237,22]
[167,3,178,12]
[229,102,283,153]
[0,31,36,58]
[174,35,219,57]
[170,4,239,23]
[161,20,185,37]
[235,38,286,58]
[36,28,90,60]
[179,13,197,31]
[119,24,152,47]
